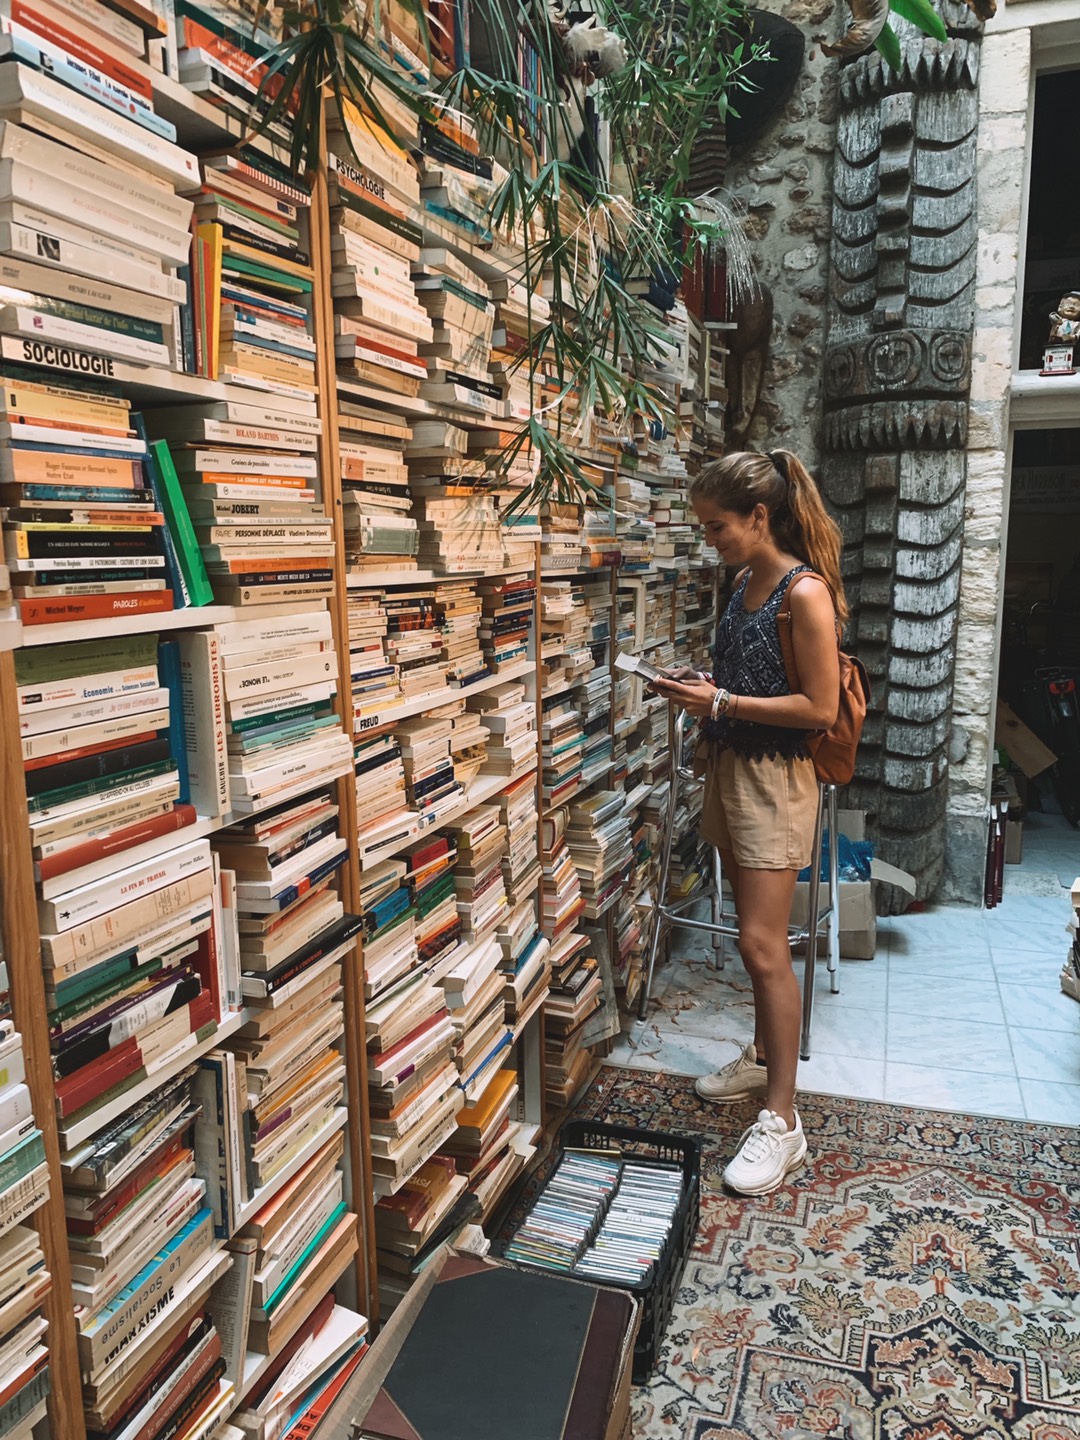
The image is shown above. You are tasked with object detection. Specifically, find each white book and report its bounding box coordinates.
[0,245,177,319]
[30,0,144,55]
[225,679,337,725]
[16,662,158,715]
[216,610,333,655]
[0,119,192,230]
[222,651,338,703]
[0,221,184,304]
[19,686,169,738]
[174,449,319,478]
[0,64,199,190]
[21,705,168,763]
[0,305,169,367]
[229,735,353,799]
[38,837,212,932]
[179,631,229,821]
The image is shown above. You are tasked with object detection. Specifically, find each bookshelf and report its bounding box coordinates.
[0,1,732,1435]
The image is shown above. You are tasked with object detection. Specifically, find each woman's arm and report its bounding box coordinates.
[653,579,839,726]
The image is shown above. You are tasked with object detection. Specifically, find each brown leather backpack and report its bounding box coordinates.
[776,571,870,787]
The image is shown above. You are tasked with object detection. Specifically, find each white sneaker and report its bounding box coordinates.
[694,1042,768,1103]
[723,1109,807,1196]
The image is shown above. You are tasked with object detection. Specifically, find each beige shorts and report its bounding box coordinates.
[698,745,819,871]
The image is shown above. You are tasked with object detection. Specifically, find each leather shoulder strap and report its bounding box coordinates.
[776,571,838,692]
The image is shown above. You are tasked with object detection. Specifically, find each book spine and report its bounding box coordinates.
[36,804,197,883]
[19,591,174,625]
[0,305,169,367]
[178,631,229,819]
[148,438,215,606]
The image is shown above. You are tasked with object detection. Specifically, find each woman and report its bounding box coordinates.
[653,449,846,1197]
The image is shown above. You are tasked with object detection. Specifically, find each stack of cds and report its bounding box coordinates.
[504,1152,682,1286]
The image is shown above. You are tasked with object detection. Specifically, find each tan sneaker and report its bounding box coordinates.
[694,1042,768,1103]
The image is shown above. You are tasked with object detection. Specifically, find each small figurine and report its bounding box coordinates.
[821,0,889,58]
[1042,292,1080,377]
[1049,292,1080,344]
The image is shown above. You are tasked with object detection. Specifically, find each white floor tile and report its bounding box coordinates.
[883,1062,1025,1119]
[809,960,889,1009]
[888,972,1005,1026]
[1020,1077,1080,1125]
[1008,1024,1080,1084]
[998,982,1080,1034]
[887,1012,1016,1076]
[882,912,992,962]
[800,1002,887,1060]
[991,950,1066,985]
[607,1026,729,1078]
[797,1052,886,1100]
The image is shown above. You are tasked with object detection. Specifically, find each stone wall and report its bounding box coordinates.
[725,0,839,468]
[942,23,1031,901]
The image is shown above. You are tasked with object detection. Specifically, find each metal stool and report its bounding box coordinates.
[638,709,841,1059]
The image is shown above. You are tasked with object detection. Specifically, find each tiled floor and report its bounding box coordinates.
[608,808,1080,1124]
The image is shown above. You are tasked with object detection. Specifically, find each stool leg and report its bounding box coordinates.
[639,754,682,1021]
[800,785,825,1060]
[826,784,841,994]
[710,847,726,972]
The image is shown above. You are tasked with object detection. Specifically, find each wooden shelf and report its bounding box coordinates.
[59,1009,246,1151]
[19,605,237,648]
[1010,369,1080,427]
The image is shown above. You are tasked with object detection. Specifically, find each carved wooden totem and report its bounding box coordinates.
[821,2,982,905]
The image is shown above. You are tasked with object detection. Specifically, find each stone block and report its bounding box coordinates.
[978,31,1031,117]
[967,402,1006,452]
[941,814,989,906]
[782,244,821,273]
[974,283,1015,318]
[749,164,783,184]
[975,230,1020,289]
[977,148,1025,233]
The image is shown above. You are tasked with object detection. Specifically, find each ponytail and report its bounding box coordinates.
[690,448,849,624]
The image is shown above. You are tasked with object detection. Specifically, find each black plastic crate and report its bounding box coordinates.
[502,1120,701,1383]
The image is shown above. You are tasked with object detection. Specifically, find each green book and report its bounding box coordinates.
[150,440,215,607]
[0,1131,45,1190]
[222,255,313,295]
[264,1201,348,1315]
[13,633,158,686]
[49,956,166,1026]
[26,758,178,816]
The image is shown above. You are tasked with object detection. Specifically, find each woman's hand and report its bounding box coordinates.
[652,674,722,718]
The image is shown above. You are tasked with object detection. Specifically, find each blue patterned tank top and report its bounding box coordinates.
[701,565,812,760]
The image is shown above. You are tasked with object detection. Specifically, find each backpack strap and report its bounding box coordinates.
[775,570,839,695]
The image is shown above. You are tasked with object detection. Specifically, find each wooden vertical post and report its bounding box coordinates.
[306,118,378,1323]
[0,651,85,1440]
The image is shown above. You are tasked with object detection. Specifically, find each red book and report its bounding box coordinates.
[404,834,450,873]
[368,1008,449,1074]
[130,1332,222,1440]
[279,1345,367,1440]
[58,991,216,1116]
[19,591,174,625]
[65,1136,191,1236]
[9,0,153,96]
[24,729,159,774]
[94,1314,209,1436]
[36,805,197,882]
[0,1351,48,1411]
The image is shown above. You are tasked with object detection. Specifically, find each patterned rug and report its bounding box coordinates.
[510,1067,1080,1440]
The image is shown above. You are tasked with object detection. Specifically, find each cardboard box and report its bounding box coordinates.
[790,811,916,960]
[995,701,1057,778]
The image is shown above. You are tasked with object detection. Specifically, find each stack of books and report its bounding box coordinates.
[360,859,418,1004]
[565,791,634,920]
[543,932,603,1108]
[187,613,353,818]
[449,805,510,948]
[17,635,197,886]
[438,933,509,1099]
[65,1069,233,1440]
[367,976,463,1199]
[348,590,399,724]
[575,668,614,791]
[490,278,551,422]
[539,502,582,572]
[397,714,465,821]
[0,1021,50,1438]
[414,493,504,575]
[230,1132,359,1361]
[541,696,584,810]
[498,770,542,905]
[472,679,535,781]
[1,387,179,628]
[383,584,446,696]
[497,899,549,1027]
[339,402,415,579]
[477,572,534,673]
[539,808,585,945]
[406,832,462,979]
[231,1293,369,1440]
[437,1068,526,1216]
[436,579,487,687]
[372,1155,466,1283]
[435,697,489,788]
[354,729,410,862]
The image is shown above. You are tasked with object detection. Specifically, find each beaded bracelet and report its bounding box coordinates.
[710,687,731,720]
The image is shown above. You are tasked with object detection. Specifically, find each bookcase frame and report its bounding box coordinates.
[0,68,726,1440]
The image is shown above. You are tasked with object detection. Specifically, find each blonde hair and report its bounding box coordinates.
[690,449,849,624]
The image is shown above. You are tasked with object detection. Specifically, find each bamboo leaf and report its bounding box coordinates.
[875,21,904,68]
[889,0,947,41]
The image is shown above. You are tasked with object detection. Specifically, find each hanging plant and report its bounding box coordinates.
[251,0,766,514]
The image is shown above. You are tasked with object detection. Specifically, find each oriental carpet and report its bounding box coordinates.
[506,1067,1080,1440]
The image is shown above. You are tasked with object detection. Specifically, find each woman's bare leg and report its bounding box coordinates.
[731,867,800,1125]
